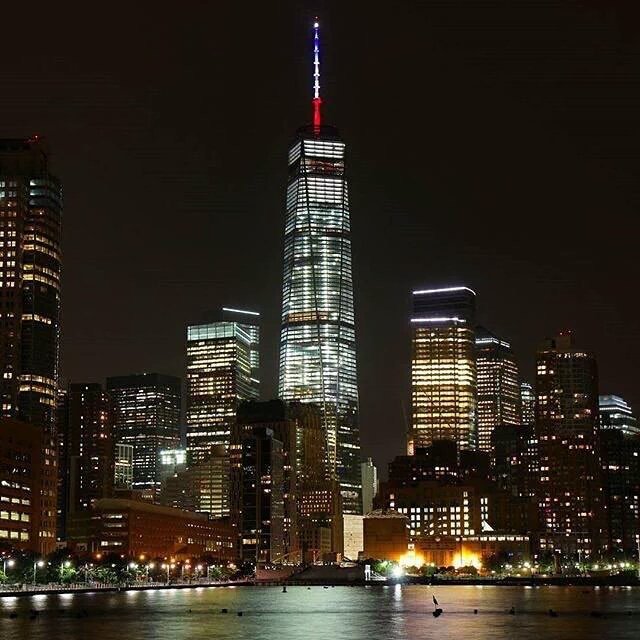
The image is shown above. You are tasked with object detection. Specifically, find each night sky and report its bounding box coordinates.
[2,1,639,475]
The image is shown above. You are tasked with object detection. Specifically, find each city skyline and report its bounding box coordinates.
[1,3,639,475]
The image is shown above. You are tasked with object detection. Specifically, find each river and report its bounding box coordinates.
[1,584,638,639]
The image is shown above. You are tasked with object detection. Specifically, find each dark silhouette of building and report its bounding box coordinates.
[535,332,602,557]
[230,424,284,564]
[0,418,43,551]
[0,137,61,553]
[599,429,640,557]
[491,424,539,499]
[107,373,181,494]
[59,384,114,527]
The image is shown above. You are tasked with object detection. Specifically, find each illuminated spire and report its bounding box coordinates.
[312,19,322,131]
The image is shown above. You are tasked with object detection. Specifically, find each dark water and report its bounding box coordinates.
[1,585,639,639]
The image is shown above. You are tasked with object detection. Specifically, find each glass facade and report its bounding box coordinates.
[599,394,639,436]
[278,125,361,514]
[410,287,477,454]
[0,138,61,553]
[475,327,520,452]
[186,312,259,465]
[106,373,181,492]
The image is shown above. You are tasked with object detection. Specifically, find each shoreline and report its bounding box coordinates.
[1,575,638,598]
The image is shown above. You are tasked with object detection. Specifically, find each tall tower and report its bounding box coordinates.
[278,20,361,513]
[0,137,62,553]
[535,332,601,557]
[186,307,260,465]
[475,327,520,452]
[107,372,181,494]
[410,286,477,454]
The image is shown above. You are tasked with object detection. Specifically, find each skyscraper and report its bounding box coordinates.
[409,286,477,454]
[361,457,378,514]
[475,327,520,452]
[0,137,62,553]
[107,373,181,493]
[59,383,114,515]
[520,381,535,426]
[278,21,361,513]
[186,308,259,465]
[535,332,601,557]
[599,395,639,436]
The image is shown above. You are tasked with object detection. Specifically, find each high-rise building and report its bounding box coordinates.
[475,327,520,452]
[535,332,602,557]
[60,383,114,515]
[114,443,134,489]
[277,22,361,514]
[599,429,640,556]
[186,308,259,465]
[361,458,378,514]
[160,444,231,518]
[107,373,181,493]
[230,425,284,564]
[409,286,477,454]
[491,424,539,499]
[235,399,329,561]
[157,448,187,486]
[599,395,639,437]
[0,138,61,553]
[520,381,535,426]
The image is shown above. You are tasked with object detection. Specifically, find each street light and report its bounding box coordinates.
[33,560,44,586]
[2,558,14,574]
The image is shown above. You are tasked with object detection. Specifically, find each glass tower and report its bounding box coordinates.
[410,286,477,454]
[278,21,361,513]
[107,373,181,493]
[475,327,520,452]
[0,137,62,553]
[186,308,259,465]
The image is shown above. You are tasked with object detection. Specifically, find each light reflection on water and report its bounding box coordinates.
[0,585,639,640]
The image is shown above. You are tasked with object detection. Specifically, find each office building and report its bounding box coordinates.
[475,327,520,452]
[520,381,535,426]
[277,22,361,513]
[535,332,601,556]
[186,308,259,465]
[158,447,187,485]
[160,444,230,518]
[60,383,114,515]
[0,138,61,553]
[107,373,181,492]
[361,458,378,514]
[230,425,284,564]
[599,395,639,437]
[236,399,329,561]
[409,286,477,453]
[114,443,134,489]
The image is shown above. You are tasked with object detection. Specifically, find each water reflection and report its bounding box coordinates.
[0,585,638,640]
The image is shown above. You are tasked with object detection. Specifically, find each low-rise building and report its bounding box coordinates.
[362,509,408,562]
[0,418,42,551]
[68,497,236,562]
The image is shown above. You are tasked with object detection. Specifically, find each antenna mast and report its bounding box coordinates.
[312,19,322,131]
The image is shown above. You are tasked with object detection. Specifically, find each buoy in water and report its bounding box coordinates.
[282,586,287,593]
[473,609,478,615]
[548,609,558,618]
[221,608,228,614]
[237,611,243,617]
[509,607,515,615]
[433,608,443,618]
